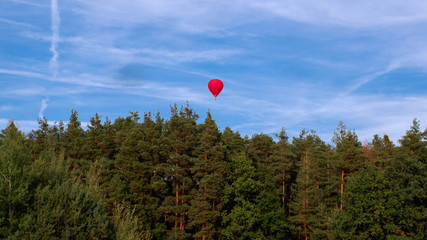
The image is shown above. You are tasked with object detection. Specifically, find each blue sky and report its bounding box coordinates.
[1,0,427,144]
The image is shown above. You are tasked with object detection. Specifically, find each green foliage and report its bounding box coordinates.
[0,121,33,237]
[112,203,152,240]
[222,153,292,239]
[1,105,426,240]
[291,130,338,239]
[399,118,427,156]
[332,122,368,173]
[15,181,114,239]
[188,111,226,239]
[160,104,199,239]
[335,150,427,239]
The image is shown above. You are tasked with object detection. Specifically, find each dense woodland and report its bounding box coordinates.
[0,103,426,240]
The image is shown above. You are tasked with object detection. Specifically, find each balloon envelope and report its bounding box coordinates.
[208,79,223,100]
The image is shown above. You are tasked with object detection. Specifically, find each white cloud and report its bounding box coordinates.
[49,0,60,77]
[72,0,427,33]
[38,99,48,119]
[6,0,47,7]
[0,68,46,79]
[0,105,13,111]
[249,0,427,28]
[0,17,35,28]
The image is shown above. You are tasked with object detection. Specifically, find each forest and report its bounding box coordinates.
[0,103,426,240]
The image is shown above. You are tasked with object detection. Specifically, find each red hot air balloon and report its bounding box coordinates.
[208,79,224,100]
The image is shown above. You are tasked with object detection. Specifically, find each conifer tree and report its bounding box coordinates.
[113,111,159,234]
[64,109,90,181]
[138,112,169,238]
[269,128,295,212]
[64,109,85,159]
[189,111,226,240]
[332,122,367,211]
[161,104,198,239]
[290,130,338,239]
[399,118,427,156]
[335,148,426,239]
[221,127,246,156]
[85,113,106,161]
[248,133,274,164]
[0,121,33,237]
[29,117,50,159]
[363,134,394,167]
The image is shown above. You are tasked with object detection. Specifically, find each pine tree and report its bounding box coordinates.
[64,109,90,181]
[85,113,107,161]
[290,129,339,239]
[269,127,295,213]
[363,134,394,167]
[64,109,85,160]
[161,104,198,239]
[140,112,169,238]
[0,121,33,237]
[221,127,246,157]
[113,111,160,235]
[334,148,427,240]
[248,133,274,165]
[28,117,50,159]
[189,111,226,240]
[332,122,367,211]
[399,118,427,156]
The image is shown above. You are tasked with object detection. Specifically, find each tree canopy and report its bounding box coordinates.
[0,105,426,239]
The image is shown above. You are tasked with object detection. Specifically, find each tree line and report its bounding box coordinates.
[0,103,426,239]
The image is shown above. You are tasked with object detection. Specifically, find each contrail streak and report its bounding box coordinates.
[38,99,48,119]
[49,0,60,77]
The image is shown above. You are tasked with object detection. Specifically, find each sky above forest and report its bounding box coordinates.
[1,0,427,144]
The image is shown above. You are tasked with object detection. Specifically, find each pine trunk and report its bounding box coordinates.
[289,183,293,217]
[282,175,285,210]
[175,160,179,231]
[340,168,344,210]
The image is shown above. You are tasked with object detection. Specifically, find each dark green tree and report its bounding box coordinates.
[0,121,33,237]
[248,133,274,165]
[221,153,263,239]
[140,112,169,238]
[84,113,107,161]
[399,118,427,156]
[64,109,85,160]
[334,148,426,240]
[222,152,293,239]
[28,117,50,159]
[269,127,296,212]
[161,104,199,239]
[189,111,226,240]
[362,134,394,167]
[291,130,338,240]
[64,109,90,181]
[221,127,246,157]
[16,181,114,239]
[332,122,367,211]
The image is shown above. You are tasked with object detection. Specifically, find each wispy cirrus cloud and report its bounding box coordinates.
[0,17,35,28]
[0,105,13,112]
[2,0,427,145]
[49,0,60,77]
[0,68,45,79]
[6,0,47,7]
[249,0,427,28]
